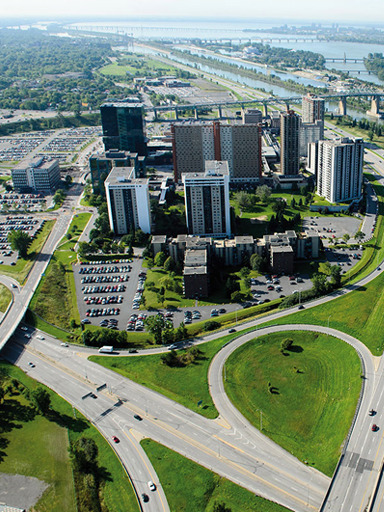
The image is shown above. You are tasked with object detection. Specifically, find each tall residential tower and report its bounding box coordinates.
[280,110,300,175]
[317,137,364,203]
[183,160,231,237]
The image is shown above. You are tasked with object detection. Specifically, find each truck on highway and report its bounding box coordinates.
[98,346,114,354]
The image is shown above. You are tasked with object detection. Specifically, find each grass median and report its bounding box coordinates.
[0,284,12,312]
[224,331,362,476]
[89,335,237,418]
[141,439,291,512]
[0,360,139,512]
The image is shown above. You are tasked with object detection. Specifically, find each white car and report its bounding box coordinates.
[24,333,31,339]
[61,343,69,347]
[20,326,28,331]
[148,481,156,491]
[36,335,45,340]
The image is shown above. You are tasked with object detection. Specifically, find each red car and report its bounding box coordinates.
[112,436,120,443]
[372,424,379,432]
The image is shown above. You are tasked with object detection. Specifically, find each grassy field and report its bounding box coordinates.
[0,284,12,312]
[100,55,178,78]
[0,361,139,512]
[29,249,79,331]
[29,213,92,333]
[141,439,291,512]
[224,331,361,476]
[90,335,237,418]
[264,270,384,355]
[143,268,195,309]
[0,220,55,283]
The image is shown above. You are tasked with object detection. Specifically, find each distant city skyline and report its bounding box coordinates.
[1,0,384,24]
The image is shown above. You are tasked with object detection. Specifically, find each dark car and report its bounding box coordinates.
[370,409,376,416]
[372,424,379,432]
[298,305,304,310]
[112,436,120,443]
[228,328,237,333]
[141,493,149,503]
[134,414,143,421]
[219,308,226,314]
[129,349,138,353]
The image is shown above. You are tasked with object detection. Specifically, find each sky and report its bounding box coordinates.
[1,0,384,24]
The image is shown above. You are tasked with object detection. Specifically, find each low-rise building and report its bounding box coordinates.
[12,157,60,194]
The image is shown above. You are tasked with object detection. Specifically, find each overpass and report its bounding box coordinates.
[146,92,384,120]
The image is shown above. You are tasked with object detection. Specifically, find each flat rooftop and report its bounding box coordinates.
[13,156,58,171]
[183,265,208,275]
[105,167,148,186]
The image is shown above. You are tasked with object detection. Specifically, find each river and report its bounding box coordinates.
[135,44,382,122]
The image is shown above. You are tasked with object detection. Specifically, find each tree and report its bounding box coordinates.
[71,437,98,474]
[342,233,350,244]
[355,231,365,242]
[240,267,250,279]
[65,175,73,185]
[164,256,176,272]
[7,230,31,258]
[30,387,51,414]
[126,243,134,259]
[145,315,174,345]
[154,251,166,267]
[271,199,286,214]
[281,338,293,351]
[250,253,263,272]
[175,322,188,342]
[311,273,329,295]
[256,185,271,203]
[230,290,243,303]
[330,265,342,288]
[213,503,232,512]
[204,320,220,332]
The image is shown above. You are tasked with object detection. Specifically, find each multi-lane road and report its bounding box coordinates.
[1,140,384,510]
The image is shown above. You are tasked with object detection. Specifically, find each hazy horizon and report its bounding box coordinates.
[1,0,384,25]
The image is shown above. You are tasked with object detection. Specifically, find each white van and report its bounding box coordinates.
[98,346,114,353]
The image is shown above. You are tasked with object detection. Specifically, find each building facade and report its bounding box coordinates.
[12,157,60,193]
[171,121,262,183]
[299,120,324,157]
[302,93,325,124]
[183,161,231,238]
[280,110,300,176]
[104,167,151,235]
[317,138,364,203]
[100,99,147,156]
[89,149,145,194]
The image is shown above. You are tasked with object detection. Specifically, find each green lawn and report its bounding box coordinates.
[57,212,91,247]
[90,336,237,419]
[224,331,361,476]
[100,55,178,78]
[143,268,195,309]
[141,439,291,512]
[0,220,55,284]
[0,361,139,512]
[0,284,12,312]
[265,270,384,355]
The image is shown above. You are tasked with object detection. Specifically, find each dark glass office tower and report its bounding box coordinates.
[100,100,147,156]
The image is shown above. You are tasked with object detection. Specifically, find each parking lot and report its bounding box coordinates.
[302,216,361,246]
[0,215,45,265]
[325,246,363,275]
[0,191,47,212]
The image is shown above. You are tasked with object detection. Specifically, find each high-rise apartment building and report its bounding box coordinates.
[317,137,364,203]
[171,121,262,183]
[302,93,325,124]
[280,110,300,175]
[104,167,151,235]
[89,149,145,194]
[100,99,147,156]
[242,109,263,124]
[299,120,324,157]
[183,160,231,237]
[12,157,61,193]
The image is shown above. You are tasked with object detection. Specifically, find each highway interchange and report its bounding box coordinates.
[2,87,384,511]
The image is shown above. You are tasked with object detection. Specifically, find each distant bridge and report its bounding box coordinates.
[68,25,319,44]
[145,92,384,120]
[325,57,364,63]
